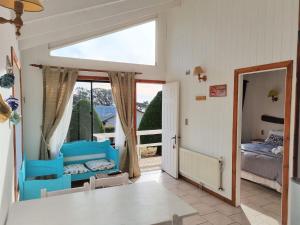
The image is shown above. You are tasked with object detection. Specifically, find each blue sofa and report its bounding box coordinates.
[60,140,120,181]
[18,154,71,201]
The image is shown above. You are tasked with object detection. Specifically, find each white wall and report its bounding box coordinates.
[0,8,19,225]
[165,0,298,208]
[21,16,167,160]
[290,180,300,225]
[242,70,285,142]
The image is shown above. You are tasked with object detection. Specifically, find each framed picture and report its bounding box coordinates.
[209,84,227,97]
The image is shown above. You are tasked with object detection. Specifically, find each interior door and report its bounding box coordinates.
[162,81,179,178]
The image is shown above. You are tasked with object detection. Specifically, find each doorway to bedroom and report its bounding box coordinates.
[232,61,293,225]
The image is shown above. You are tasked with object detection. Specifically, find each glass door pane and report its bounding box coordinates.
[92,82,116,144]
[67,81,92,141]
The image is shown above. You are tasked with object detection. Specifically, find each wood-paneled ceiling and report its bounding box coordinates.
[19,0,181,50]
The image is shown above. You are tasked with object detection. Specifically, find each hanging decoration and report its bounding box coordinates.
[0,73,15,88]
[6,96,19,111]
[10,111,21,125]
[0,94,12,123]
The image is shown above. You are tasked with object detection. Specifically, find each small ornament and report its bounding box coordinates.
[10,111,21,125]
[6,97,19,111]
[0,94,12,122]
[0,73,15,88]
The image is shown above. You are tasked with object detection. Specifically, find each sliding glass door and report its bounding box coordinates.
[66,80,116,144]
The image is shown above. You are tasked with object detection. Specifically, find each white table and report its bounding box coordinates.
[6,181,197,225]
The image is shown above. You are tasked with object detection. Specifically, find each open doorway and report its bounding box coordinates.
[232,61,293,225]
[135,81,164,172]
[241,69,285,224]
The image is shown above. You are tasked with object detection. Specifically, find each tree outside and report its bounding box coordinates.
[138,91,162,144]
[68,99,104,141]
[73,87,114,106]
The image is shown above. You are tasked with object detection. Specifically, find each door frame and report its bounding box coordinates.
[232,60,293,225]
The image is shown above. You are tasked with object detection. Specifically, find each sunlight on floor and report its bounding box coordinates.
[133,171,281,225]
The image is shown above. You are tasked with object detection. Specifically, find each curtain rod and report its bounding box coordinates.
[30,64,143,75]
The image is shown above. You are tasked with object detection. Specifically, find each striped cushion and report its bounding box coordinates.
[85,159,115,172]
[64,164,89,175]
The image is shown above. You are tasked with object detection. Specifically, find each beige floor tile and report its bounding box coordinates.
[215,203,242,216]
[197,195,224,206]
[135,171,282,225]
[203,212,234,225]
[229,213,251,225]
[188,189,209,198]
[183,214,207,225]
[261,203,281,216]
[180,194,204,205]
[193,203,217,215]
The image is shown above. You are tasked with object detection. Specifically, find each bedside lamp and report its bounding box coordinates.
[193,66,207,82]
[0,0,44,36]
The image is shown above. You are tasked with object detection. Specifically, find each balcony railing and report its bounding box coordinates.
[136,129,162,159]
[94,129,162,159]
[93,133,116,141]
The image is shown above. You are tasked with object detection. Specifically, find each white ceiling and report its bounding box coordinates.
[19,0,181,50]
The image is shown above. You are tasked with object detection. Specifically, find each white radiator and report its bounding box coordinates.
[179,147,223,191]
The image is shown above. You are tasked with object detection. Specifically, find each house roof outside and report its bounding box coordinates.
[95,105,144,127]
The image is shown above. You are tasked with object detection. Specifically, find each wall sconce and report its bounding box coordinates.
[0,0,43,36]
[193,66,207,82]
[268,89,279,102]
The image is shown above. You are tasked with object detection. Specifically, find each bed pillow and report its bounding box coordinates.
[64,164,89,175]
[269,130,284,137]
[85,159,115,172]
[265,133,283,146]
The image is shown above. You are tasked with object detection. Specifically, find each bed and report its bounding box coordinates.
[60,140,120,181]
[241,131,283,192]
[19,154,71,200]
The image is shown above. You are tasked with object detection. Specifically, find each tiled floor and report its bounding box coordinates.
[134,170,281,225]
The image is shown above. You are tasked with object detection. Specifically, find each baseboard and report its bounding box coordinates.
[179,174,234,206]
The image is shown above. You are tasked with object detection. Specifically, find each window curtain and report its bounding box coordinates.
[108,72,140,178]
[40,66,78,160]
[114,113,126,159]
[48,96,73,158]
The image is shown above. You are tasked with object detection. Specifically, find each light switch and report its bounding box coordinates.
[185,118,189,125]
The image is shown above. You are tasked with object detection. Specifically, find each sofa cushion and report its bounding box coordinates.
[85,159,115,172]
[64,164,89,175]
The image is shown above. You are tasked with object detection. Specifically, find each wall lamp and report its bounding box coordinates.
[193,66,207,82]
[268,89,279,102]
[0,0,43,36]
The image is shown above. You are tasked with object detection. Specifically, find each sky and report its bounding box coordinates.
[75,82,162,103]
[136,83,162,103]
[51,21,156,65]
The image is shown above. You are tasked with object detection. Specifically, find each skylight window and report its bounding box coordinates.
[50,21,156,66]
